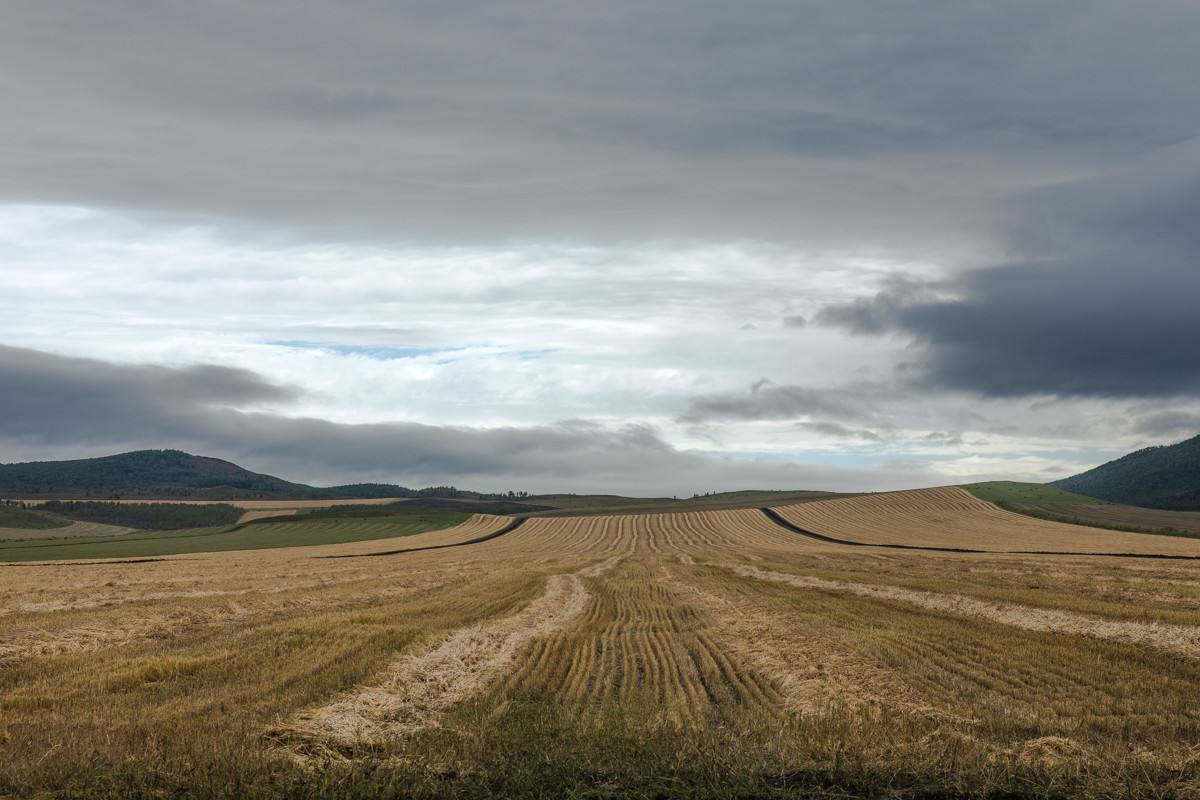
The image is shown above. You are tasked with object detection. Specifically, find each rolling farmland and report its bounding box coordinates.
[4,489,1200,798]
[0,512,476,562]
[772,486,1200,555]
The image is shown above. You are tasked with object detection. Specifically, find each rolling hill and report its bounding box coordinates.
[1051,433,1200,510]
[0,450,407,499]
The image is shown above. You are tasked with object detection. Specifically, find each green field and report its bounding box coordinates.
[0,504,71,530]
[0,511,471,562]
[960,480,1105,505]
[35,500,244,530]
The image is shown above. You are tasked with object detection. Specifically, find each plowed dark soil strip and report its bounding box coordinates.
[318,518,527,559]
[760,508,1200,561]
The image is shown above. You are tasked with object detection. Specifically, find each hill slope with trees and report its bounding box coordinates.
[0,450,409,500]
[1051,434,1200,510]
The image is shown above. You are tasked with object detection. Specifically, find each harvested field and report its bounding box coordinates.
[283,555,621,751]
[4,489,1200,798]
[1016,502,1200,533]
[237,508,298,524]
[720,562,1200,660]
[518,489,856,517]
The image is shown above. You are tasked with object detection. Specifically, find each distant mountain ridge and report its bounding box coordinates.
[0,450,409,499]
[1051,434,1200,510]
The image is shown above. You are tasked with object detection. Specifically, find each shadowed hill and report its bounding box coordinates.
[1051,434,1200,510]
[0,450,408,500]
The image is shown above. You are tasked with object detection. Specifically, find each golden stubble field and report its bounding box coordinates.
[3,487,1200,798]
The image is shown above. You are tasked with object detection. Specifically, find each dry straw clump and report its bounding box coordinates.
[283,555,623,748]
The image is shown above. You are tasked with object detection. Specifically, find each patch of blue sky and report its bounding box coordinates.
[267,341,556,363]
[268,340,459,360]
[505,348,558,361]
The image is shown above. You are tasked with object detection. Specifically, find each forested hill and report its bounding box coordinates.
[0,450,410,499]
[1051,434,1200,510]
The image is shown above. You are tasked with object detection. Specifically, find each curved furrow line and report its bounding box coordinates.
[556,633,587,702]
[511,638,550,693]
[665,637,699,725]
[591,633,615,709]
[649,627,678,707]
[699,629,775,712]
[664,563,945,719]
[555,634,584,704]
[640,627,663,705]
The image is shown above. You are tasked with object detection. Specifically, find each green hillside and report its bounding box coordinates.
[1051,434,1200,510]
[0,503,72,529]
[0,450,306,497]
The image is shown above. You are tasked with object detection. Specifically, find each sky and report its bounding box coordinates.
[3,2,1199,495]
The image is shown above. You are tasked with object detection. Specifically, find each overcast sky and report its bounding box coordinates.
[3,2,1198,495]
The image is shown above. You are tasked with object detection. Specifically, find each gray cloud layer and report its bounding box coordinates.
[5,2,1200,246]
[680,379,883,424]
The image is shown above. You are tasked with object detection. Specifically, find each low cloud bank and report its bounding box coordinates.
[0,345,941,495]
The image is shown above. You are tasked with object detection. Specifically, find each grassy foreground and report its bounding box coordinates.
[10,553,1198,799]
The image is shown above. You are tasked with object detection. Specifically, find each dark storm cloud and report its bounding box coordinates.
[4,2,1200,243]
[816,140,1200,399]
[0,346,935,493]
